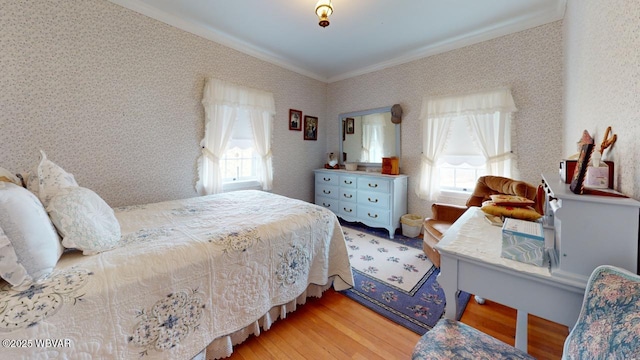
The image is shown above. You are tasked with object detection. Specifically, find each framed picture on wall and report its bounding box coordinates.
[346,117,355,134]
[289,109,302,131]
[304,116,318,140]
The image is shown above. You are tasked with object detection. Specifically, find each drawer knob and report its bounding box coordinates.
[344,180,353,185]
[344,207,353,213]
[323,190,331,194]
[323,177,331,181]
[323,203,331,208]
[368,183,378,188]
[343,194,353,198]
[368,197,378,203]
[367,212,378,219]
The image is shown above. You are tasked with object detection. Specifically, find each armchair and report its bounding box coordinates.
[423,176,538,268]
[412,265,640,359]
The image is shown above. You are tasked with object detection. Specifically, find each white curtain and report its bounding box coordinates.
[360,113,386,162]
[416,116,453,201]
[196,78,275,195]
[416,87,517,201]
[468,111,518,178]
[249,108,274,190]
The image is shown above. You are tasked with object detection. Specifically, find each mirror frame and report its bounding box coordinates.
[338,106,401,167]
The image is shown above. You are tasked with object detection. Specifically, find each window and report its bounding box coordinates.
[196,78,275,195]
[221,147,258,183]
[439,161,487,192]
[416,88,518,201]
[220,111,260,191]
[438,117,487,194]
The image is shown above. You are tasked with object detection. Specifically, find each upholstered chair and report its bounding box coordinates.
[412,265,640,360]
[561,265,640,359]
[422,176,538,268]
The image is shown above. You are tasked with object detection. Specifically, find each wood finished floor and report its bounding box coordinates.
[227,288,569,360]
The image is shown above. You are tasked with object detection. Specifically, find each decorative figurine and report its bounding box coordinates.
[325,152,339,169]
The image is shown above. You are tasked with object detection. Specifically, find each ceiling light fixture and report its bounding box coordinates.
[315,0,333,28]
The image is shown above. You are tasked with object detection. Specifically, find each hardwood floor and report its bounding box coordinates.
[227,289,569,360]
[460,296,569,360]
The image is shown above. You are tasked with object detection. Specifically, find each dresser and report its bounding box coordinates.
[541,173,640,283]
[314,169,408,239]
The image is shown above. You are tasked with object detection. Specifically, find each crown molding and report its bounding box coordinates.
[108,0,565,84]
[327,0,566,83]
[107,0,329,82]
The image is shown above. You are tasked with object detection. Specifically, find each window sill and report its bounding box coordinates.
[223,180,261,192]
[437,189,471,206]
[439,189,472,198]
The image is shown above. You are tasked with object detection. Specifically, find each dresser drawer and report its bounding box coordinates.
[357,205,390,226]
[357,177,390,193]
[316,195,338,213]
[339,201,357,217]
[340,188,357,203]
[339,175,357,189]
[357,190,390,209]
[316,173,339,186]
[316,184,338,199]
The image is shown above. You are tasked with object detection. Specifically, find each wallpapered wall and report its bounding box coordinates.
[327,22,564,218]
[0,0,328,207]
[563,0,640,199]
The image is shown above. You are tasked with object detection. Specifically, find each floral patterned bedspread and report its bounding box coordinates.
[0,190,353,359]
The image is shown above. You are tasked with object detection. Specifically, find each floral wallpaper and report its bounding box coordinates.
[563,0,640,199]
[327,22,564,218]
[6,0,635,217]
[0,0,327,207]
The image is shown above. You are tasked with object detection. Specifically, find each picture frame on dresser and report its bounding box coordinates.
[569,143,594,194]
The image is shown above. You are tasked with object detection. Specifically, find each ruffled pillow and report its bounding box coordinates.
[489,194,535,207]
[0,167,21,186]
[47,187,121,255]
[481,201,542,221]
[0,182,63,289]
[26,150,78,208]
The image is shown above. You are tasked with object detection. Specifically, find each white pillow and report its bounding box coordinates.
[0,182,63,289]
[26,150,78,208]
[47,187,121,255]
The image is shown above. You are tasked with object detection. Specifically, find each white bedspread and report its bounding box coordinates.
[0,190,353,359]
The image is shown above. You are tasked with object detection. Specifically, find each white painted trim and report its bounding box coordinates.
[327,1,567,82]
[108,0,566,83]
[222,180,261,192]
[107,0,327,82]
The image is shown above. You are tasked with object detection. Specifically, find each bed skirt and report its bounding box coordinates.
[196,278,335,359]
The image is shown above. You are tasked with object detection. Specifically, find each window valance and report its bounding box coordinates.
[419,87,517,119]
[202,78,276,114]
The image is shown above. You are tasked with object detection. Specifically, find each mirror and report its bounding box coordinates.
[339,106,400,166]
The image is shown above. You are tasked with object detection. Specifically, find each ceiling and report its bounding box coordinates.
[108,0,566,83]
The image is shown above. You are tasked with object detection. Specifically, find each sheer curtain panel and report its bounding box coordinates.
[416,87,517,201]
[196,79,275,195]
[360,113,386,163]
[248,108,274,191]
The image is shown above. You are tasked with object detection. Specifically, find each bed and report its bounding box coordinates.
[0,180,354,359]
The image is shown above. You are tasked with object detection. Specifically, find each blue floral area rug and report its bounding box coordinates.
[339,221,471,335]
